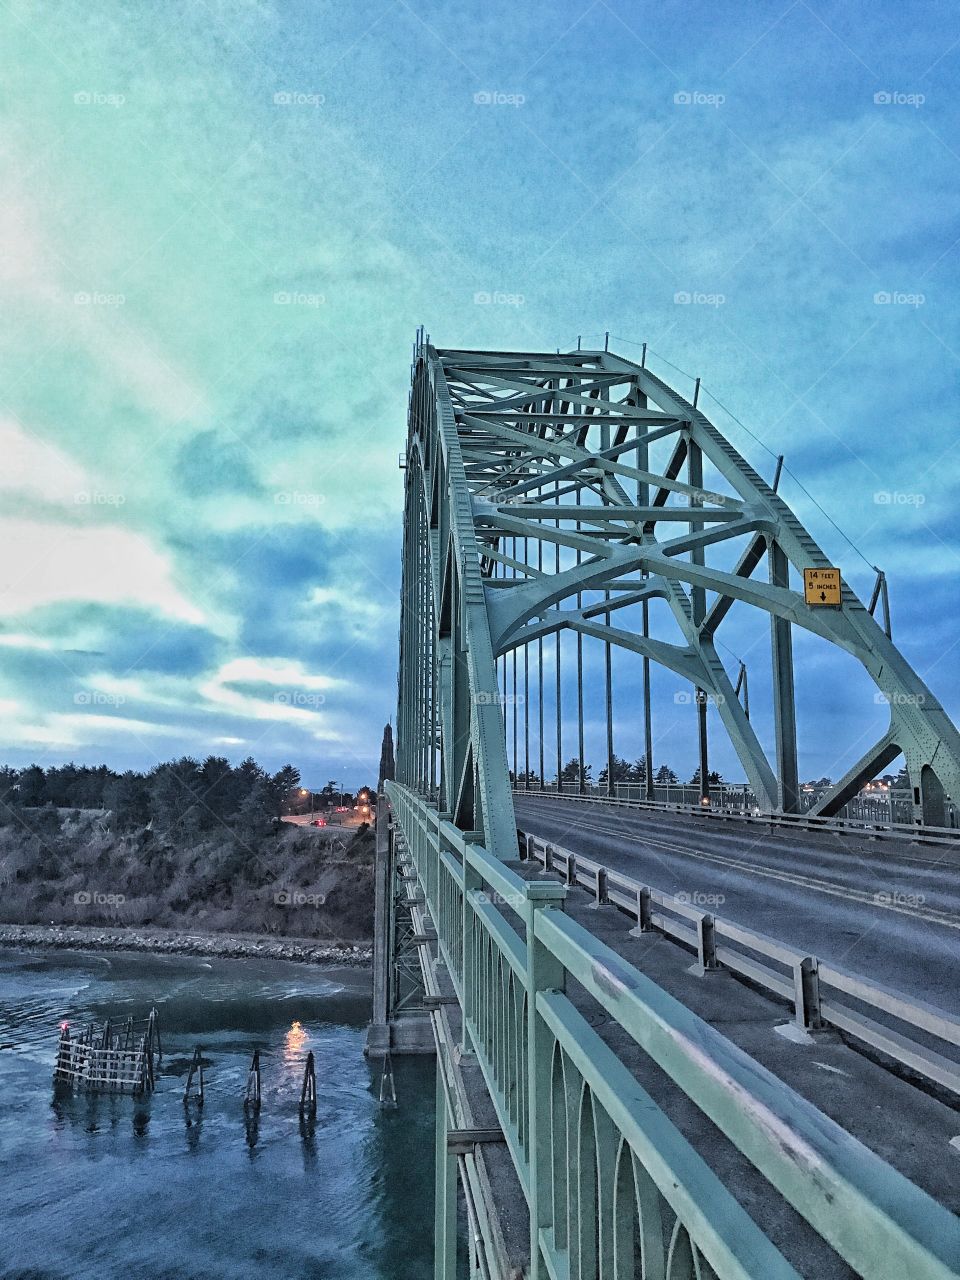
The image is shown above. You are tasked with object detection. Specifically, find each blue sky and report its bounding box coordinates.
[1,0,958,786]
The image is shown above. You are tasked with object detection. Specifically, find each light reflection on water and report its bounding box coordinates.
[284,1017,309,1064]
[0,949,436,1279]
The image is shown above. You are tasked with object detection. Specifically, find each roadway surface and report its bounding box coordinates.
[283,812,369,828]
[514,796,960,1015]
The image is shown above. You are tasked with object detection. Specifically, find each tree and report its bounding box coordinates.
[18,765,45,808]
[689,767,723,787]
[198,756,237,828]
[559,757,591,787]
[77,765,113,808]
[266,764,301,823]
[148,758,202,838]
[655,764,679,785]
[320,779,342,804]
[629,757,647,784]
[0,767,20,822]
[234,757,267,790]
[104,771,151,830]
[236,779,274,840]
[598,755,633,787]
[44,763,77,807]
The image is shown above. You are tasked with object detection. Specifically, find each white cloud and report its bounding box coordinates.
[85,660,349,742]
[215,657,341,692]
[0,418,93,506]
[0,518,207,625]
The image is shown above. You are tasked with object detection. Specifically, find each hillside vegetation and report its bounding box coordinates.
[0,806,374,944]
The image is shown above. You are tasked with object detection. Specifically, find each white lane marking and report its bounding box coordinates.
[523,810,960,930]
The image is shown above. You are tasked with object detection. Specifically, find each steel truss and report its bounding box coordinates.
[398,331,960,837]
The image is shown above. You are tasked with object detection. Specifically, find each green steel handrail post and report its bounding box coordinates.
[429,807,439,921]
[462,848,482,1055]
[434,1061,457,1280]
[524,879,568,1277]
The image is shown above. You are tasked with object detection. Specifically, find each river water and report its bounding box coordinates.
[0,949,435,1279]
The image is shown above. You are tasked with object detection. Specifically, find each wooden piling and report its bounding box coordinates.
[245,1049,261,1111]
[379,1051,397,1107]
[54,1025,72,1083]
[183,1046,204,1107]
[299,1051,317,1115]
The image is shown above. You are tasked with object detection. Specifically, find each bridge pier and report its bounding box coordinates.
[366,807,435,1057]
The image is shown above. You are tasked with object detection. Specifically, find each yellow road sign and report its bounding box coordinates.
[804,566,841,606]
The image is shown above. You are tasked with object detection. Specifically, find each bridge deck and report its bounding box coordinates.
[515,796,960,1015]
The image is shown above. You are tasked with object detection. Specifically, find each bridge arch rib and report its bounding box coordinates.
[398,330,960,825]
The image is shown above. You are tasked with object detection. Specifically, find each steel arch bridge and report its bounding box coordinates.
[382,332,960,1280]
[397,330,960,849]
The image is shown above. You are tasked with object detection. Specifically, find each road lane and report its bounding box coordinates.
[514,796,960,1013]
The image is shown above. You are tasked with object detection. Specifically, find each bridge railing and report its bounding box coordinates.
[521,830,960,1100]
[387,781,960,1280]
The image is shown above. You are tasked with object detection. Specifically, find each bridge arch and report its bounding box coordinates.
[397,331,960,824]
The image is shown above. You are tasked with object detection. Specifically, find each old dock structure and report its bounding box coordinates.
[53,1008,161,1095]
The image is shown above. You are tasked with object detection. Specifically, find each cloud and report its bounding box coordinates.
[0,417,93,507]
[175,429,265,498]
[0,518,208,626]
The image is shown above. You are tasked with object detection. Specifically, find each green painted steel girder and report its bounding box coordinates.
[397,334,960,824]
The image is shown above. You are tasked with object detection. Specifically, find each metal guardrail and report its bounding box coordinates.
[387,781,960,1280]
[520,830,960,1100]
[514,788,960,847]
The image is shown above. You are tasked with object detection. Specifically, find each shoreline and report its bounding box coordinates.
[0,922,372,966]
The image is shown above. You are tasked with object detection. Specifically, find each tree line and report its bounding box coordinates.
[0,757,302,838]
[512,754,723,788]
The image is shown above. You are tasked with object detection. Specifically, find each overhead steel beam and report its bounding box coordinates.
[396,335,960,832]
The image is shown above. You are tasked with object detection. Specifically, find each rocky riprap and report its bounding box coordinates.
[0,923,371,965]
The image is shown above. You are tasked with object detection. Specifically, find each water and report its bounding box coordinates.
[0,949,435,1279]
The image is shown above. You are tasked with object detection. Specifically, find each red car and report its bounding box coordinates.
[311,817,326,827]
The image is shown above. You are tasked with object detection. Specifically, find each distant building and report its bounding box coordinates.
[378,723,395,791]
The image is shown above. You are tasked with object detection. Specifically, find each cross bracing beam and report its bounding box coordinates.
[397,332,960,828]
